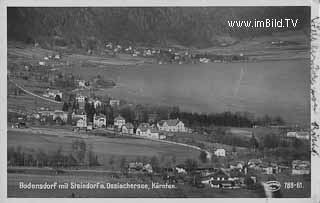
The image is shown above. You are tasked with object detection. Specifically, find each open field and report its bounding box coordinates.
[7,129,201,167]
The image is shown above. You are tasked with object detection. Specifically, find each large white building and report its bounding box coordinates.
[157,119,186,132]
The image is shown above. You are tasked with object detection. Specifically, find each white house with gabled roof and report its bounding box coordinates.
[157,118,186,132]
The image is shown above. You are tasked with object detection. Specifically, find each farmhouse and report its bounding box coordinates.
[136,123,165,139]
[286,131,310,140]
[136,123,150,136]
[110,99,120,107]
[77,80,87,88]
[147,128,160,139]
[114,115,125,129]
[214,149,226,157]
[128,162,153,173]
[52,110,68,122]
[44,88,62,100]
[229,161,245,171]
[72,110,87,129]
[157,119,186,132]
[74,118,87,128]
[93,114,106,128]
[88,98,102,108]
[39,61,45,66]
[292,160,310,175]
[201,169,235,188]
[72,110,87,120]
[121,123,134,134]
[75,94,86,103]
[248,159,262,169]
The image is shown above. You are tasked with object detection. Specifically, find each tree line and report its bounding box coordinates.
[7,140,100,168]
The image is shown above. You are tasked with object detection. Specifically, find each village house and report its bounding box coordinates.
[136,123,166,139]
[44,88,62,100]
[93,114,106,128]
[72,110,87,121]
[157,119,186,132]
[147,128,160,139]
[77,80,87,88]
[229,169,246,186]
[54,54,60,59]
[75,94,86,103]
[114,115,125,129]
[88,98,102,108]
[214,148,226,157]
[71,110,87,129]
[259,163,280,175]
[128,162,153,173]
[93,100,102,108]
[201,169,235,188]
[248,159,263,170]
[136,123,150,136]
[52,110,68,123]
[292,160,310,175]
[229,161,245,171]
[109,99,120,107]
[286,131,310,140]
[39,61,45,66]
[121,122,134,134]
[74,117,87,129]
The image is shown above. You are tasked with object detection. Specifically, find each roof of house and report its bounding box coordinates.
[137,123,150,132]
[248,159,262,165]
[158,119,181,127]
[73,117,85,122]
[94,114,106,119]
[292,160,310,165]
[114,115,125,121]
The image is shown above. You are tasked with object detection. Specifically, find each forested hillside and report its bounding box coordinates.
[7,7,310,48]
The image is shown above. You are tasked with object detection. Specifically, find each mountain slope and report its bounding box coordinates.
[7,7,310,48]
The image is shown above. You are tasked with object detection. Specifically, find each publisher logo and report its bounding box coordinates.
[265,181,281,192]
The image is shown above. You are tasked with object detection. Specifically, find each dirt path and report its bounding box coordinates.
[8,79,62,104]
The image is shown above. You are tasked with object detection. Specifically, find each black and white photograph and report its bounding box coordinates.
[3,4,318,199]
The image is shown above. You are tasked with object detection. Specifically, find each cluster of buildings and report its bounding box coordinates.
[116,116,187,140]
[286,131,310,140]
[195,158,310,189]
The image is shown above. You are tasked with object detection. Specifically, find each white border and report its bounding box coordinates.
[0,1,319,203]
